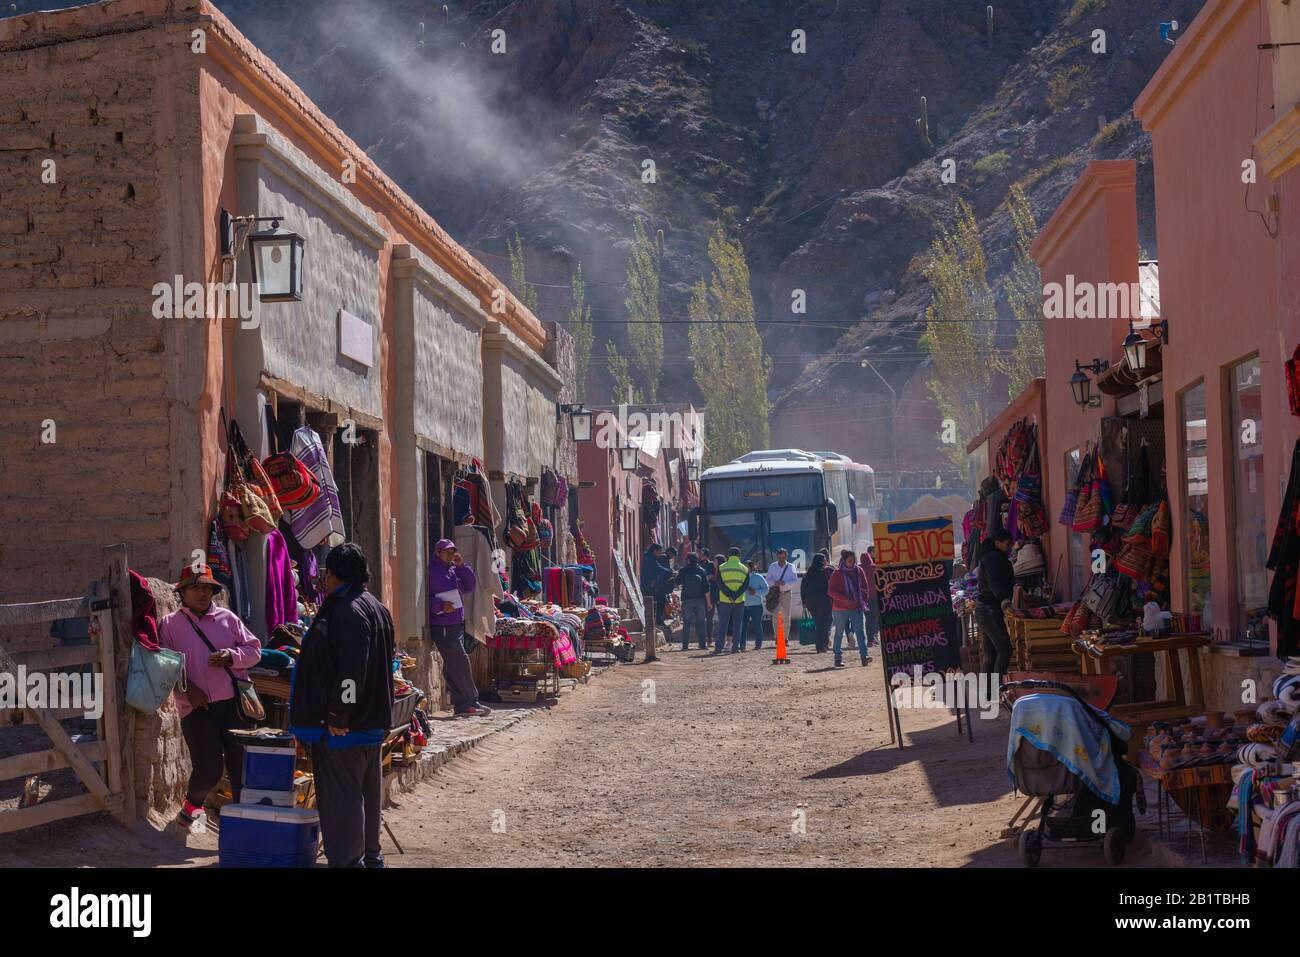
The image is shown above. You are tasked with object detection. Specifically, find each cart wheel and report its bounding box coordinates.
[1018,827,1042,867]
[1103,827,1127,865]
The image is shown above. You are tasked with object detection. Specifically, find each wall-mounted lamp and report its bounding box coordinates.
[1070,357,1109,407]
[556,402,594,442]
[1122,319,1169,373]
[220,208,305,303]
[687,462,702,483]
[619,445,639,471]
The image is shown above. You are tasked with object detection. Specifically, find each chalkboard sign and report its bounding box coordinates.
[872,559,962,681]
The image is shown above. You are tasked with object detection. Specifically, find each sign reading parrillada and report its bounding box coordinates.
[870,516,961,680]
[871,516,954,566]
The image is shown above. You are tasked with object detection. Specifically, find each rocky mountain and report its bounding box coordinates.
[12,0,1208,482]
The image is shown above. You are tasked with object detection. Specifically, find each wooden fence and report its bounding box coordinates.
[0,545,135,833]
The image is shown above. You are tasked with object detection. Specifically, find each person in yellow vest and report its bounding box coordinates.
[712,548,749,655]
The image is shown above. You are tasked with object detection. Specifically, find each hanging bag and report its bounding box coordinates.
[125,642,187,714]
[183,613,265,723]
[1072,450,1102,533]
[261,406,320,511]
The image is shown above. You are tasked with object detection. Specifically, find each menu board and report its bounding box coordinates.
[873,560,962,681]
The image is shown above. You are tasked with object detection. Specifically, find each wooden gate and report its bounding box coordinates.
[0,545,135,833]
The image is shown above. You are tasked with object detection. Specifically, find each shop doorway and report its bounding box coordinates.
[333,426,383,597]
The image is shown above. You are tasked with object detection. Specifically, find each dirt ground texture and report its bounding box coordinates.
[0,641,1232,867]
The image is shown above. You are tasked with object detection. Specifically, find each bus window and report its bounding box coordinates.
[768,509,818,570]
[706,512,760,563]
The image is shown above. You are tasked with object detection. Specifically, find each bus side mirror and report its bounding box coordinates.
[848,493,858,525]
[824,498,838,529]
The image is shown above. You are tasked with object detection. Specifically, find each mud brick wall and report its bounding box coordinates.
[0,14,208,654]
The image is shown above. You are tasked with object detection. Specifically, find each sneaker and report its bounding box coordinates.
[456,705,492,718]
[834,660,845,668]
[860,657,871,667]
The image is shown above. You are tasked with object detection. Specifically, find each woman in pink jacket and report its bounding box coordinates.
[827,549,872,668]
[159,563,262,830]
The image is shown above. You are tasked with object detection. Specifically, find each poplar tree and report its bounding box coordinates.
[606,341,637,403]
[569,263,594,402]
[921,200,1000,468]
[689,224,771,465]
[1000,185,1045,398]
[624,219,663,402]
[507,229,539,315]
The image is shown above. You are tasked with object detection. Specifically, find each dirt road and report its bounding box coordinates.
[2,640,1199,868]
[387,642,1047,867]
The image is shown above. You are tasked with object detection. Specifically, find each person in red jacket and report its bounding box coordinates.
[828,549,871,668]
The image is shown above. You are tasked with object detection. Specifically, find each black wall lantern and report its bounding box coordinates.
[556,403,594,443]
[1122,319,1169,373]
[1070,357,1109,407]
[220,209,305,303]
[687,461,702,483]
[619,444,639,471]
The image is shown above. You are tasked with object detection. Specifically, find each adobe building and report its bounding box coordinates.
[0,0,575,814]
[0,0,561,636]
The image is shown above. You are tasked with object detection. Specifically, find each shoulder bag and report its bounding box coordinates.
[183,613,265,722]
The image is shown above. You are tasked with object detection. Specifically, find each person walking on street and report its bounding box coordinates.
[828,548,871,668]
[765,548,798,635]
[160,563,262,832]
[741,560,769,651]
[974,529,1015,680]
[639,543,674,662]
[427,538,490,718]
[712,548,748,654]
[800,553,833,653]
[289,543,394,868]
[676,553,711,651]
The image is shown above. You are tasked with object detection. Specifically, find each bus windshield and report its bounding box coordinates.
[767,509,818,566]
[706,511,761,563]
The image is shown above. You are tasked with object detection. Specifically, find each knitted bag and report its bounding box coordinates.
[1150,499,1172,558]
[260,408,319,511]
[244,454,284,523]
[236,481,275,534]
[1288,344,1300,418]
[219,490,249,541]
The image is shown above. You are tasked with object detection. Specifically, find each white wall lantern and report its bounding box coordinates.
[247,220,305,302]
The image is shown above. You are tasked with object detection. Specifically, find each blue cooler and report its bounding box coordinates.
[219,804,319,867]
[242,743,296,793]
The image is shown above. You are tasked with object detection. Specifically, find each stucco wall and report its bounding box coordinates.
[412,265,484,459]
[1137,0,1281,640]
[238,118,386,422]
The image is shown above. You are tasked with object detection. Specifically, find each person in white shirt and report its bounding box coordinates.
[765,548,798,631]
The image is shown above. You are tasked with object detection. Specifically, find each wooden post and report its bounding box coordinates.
[103,544,137,826]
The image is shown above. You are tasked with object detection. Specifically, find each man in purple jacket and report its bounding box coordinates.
[428,538,490,717]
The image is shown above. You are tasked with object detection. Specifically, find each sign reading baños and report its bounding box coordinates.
[870,516,969,749]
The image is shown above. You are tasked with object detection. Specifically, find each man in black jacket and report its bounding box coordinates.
[289,543,395,868]
[675,553,712,651]
[974,530,1015,679]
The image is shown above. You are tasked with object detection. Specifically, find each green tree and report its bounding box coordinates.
[606,341,637,403]
[921,200,1000,468]
[568,263,594,402]
[624,219,663,402]
[688,224,771,466]
[999,185,1045,398]
[506,229,539,315]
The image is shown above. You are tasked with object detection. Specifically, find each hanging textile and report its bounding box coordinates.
[1268,439,1300,659]
[454,523,502,643]
[287,426,346,550]
[265,528,297,634]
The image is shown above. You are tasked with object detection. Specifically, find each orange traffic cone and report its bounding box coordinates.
[772,611,790,664]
